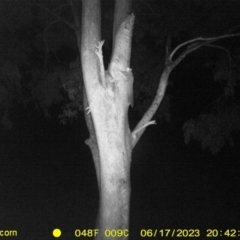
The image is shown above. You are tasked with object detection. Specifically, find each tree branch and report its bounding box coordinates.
[132,32,240,148]
[169,33,240,60]
[36,3,75,30]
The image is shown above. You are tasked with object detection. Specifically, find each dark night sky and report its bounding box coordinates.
[0,1,240,239]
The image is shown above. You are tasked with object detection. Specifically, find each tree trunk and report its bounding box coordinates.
[72,0,134,239]
[70,0,240,238]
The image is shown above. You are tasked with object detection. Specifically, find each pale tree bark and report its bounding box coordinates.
[71,0,134,239]
[69,0,240,239]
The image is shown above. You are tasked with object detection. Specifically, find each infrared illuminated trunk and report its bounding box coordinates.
[75,0,135,239]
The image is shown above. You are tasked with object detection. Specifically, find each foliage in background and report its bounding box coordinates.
[0,0,240,153]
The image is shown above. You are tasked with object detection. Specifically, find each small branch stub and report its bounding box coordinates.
[132,120,156,142]
[95,40,106,88]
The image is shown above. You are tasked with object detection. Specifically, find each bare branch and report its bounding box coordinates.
[132,66,171,147]
[169,33,240,60]
[132,32,240,148]
[36,3,75,30]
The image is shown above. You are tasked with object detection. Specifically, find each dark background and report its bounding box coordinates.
[0,1,240,239]
[1,67,239,239]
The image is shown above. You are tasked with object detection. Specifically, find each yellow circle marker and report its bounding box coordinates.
[52,228,62,238]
